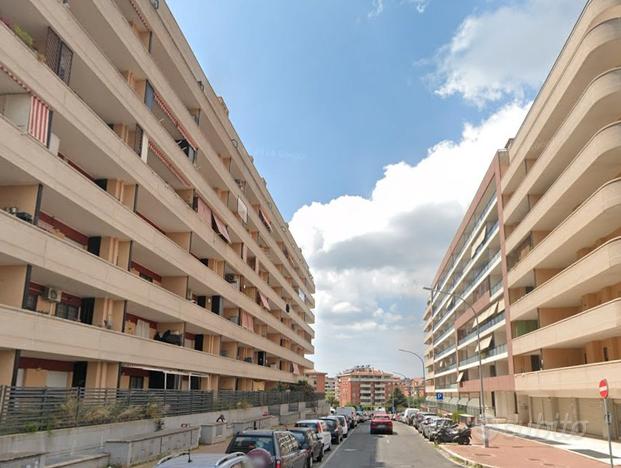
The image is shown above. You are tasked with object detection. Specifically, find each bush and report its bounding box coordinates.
[451,411,462,423]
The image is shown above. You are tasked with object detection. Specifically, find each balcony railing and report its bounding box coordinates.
[435,345,457,362]
[459,344,508,367]
[0,386,324,436]
[458,313,506,345]
[434,197,497,298]
[435,363,457,374]
[432,250,501,330]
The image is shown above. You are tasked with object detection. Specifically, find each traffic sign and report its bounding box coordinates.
[599,378,609,399]
[436,392,444,401]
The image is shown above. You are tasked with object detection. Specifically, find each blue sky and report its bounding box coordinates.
[168,0,584,376]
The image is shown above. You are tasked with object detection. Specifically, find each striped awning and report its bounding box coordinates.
[258,291,270,310]
[212,213,231,244]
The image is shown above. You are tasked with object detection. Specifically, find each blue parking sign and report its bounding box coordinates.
[436,392,444,401]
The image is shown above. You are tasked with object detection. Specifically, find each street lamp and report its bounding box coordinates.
[398,348,425,400]
[423,286,489,448]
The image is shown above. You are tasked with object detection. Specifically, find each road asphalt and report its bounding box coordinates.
[321,421,459,468]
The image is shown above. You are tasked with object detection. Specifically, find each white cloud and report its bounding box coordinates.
[368,0,429,18]
[291,101,530,375]
[368,0,384,18]
[433,0,583,105]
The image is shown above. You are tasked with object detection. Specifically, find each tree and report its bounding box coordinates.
[326,394,338,408]
[385,387,408,411]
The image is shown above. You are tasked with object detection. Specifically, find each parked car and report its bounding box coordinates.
[370,414,393,435]
[419,415,441,435]
[156,452,252,467]
[319,416,343,444]
[289,427,324,465]
[402,408,419,425]
[336,407,357,428]
[334,415,349,438]
[413,412,435,430]
[295,419,331,452]
[423,417,453,439]
[226,430,307,468]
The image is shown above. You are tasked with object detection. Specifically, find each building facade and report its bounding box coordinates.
[423,158,515,420]
[0,0,315,392]
[424,0,621,439]
[501,0,621,440]
[305,370,326,393]
[325,376,336,398]
[337,366,399,407]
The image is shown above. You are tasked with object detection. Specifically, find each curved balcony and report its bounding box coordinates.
[504,68,621,226]
[511,237,621,321]
[513,298,621,355]
[503,11,621,194]
[509,177,621,288]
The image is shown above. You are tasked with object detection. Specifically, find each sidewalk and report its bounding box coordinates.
[439,426,613,467]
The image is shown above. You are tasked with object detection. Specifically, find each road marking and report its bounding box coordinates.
[320,426,356,466]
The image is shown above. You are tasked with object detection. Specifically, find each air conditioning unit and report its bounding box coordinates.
[224,273,236,283]
[45,287,62,302]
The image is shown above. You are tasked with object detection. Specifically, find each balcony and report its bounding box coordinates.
[512,298,621,355]
[514,359,621,398]
[458,313,506,347]
[0,304,296,382]
[434,345,457,363]
[433,251,501,330]
[510,237,621,321]
[433,223,500,317]
[509,177,621,289]
[458,344,508,370]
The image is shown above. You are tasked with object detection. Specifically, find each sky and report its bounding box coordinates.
[168,0,584,377]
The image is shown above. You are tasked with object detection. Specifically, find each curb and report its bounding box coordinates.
[436,444,495,468]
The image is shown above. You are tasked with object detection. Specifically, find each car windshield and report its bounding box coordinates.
[291,432,308,448]
[321,419,337,430]
[295,422,317,432]
[228,435,275,455]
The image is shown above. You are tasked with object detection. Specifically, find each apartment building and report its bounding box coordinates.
[337,366,398,407]
[501,0,621,440]
[423,158,515,420]
[305,370,326,393]
[424,0,621,439]
[0,0,315,392]
[325,376,336,396]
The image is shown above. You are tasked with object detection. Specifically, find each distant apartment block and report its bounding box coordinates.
[0,0,315,392]
[305,370,326,393]
[337,366,399,407]
[424,0,621,440]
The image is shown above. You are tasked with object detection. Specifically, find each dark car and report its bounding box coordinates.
[319,417,343,444]
[226,430,307,468]
[289,427,324,465]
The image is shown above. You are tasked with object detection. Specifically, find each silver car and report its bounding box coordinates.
[423,417,453,439]
[157,452,253,467]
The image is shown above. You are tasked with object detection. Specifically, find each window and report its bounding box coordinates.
[129,376,144,389]
[144,81,155,110]
[604,347,609,362]
[45,28,73,85]
[56,303,79,321]
[135,319,151,339]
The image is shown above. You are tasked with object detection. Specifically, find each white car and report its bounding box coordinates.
[157,452,252,467]
[295,419,332,452]
[334,414,349,437]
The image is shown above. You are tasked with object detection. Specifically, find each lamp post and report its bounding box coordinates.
[423,286,489,448]
[398,348,425,400]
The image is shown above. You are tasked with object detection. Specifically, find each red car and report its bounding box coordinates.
[370,414,393,435]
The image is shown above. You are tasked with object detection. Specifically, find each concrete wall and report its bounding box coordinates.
[0,400,330,457]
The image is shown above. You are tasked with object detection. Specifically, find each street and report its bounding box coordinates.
[320,421,459,468]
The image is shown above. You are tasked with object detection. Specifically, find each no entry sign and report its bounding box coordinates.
[599,378,609,399]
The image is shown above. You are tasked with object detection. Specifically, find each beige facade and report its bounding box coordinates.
[423,0,621,440]
[423,159,516,421]
[501,0,621,439]
[0,0,314,392]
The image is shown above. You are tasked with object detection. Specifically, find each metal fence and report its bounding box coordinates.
[0,386,324,435]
